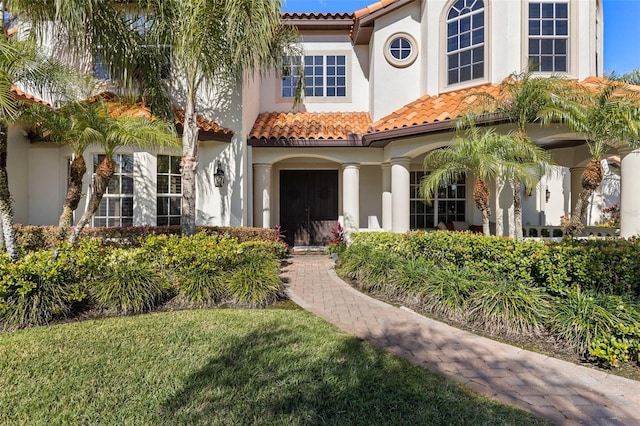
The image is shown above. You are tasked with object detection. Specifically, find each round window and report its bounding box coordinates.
[384,33,418,68]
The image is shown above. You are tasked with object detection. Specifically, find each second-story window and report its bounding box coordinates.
[282,54,347,98]
[446,0,485,85]
[528,2,569,72]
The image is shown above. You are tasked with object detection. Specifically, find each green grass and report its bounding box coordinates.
[0,309,548,425]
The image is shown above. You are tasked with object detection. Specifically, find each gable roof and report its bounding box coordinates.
[249,112,371,146]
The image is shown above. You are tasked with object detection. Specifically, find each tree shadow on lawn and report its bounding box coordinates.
[160,323,545,425]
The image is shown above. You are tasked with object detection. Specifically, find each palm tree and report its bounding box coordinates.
[67,98,179,243]
[421,125,530,236]
[471,69,576,239]
[0,37,72,260]
[563,80,640,236]
[12,0,301,235]
[21,99,120,240]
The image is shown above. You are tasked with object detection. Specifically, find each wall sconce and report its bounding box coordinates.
[545,188,551,203]
[213,161,225,188]
[450,182,457,191]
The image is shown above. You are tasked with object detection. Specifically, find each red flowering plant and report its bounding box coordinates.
[326,223,346,255]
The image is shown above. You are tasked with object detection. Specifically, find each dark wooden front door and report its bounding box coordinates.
[280,170,338,246]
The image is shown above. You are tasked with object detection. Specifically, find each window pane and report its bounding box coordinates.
[327,88,335,97]
[122,198,133,216]
[530,3,540,18]
[542,20,554,35]
[121,155,134,174]
[108,176,120,194]
[170,176,181,193]
[472,63,483,78]
[157,175,169,194]
[157,217,168,226]
[337,87,346,97]
[541,56,553,71]
[337,55,345,65]
[460,66,471,82]
[169,216,181,226]
[158,197,168,215]
[460,32,471,48]
[541,39,553,54]
[542,3,554,18]
[170,156,181,175]
[529,39,539,54]
[448,69,458,85]
[460,16,471,32]
[108,198,119,215]
[169,197,181,215]
[122,176,133,194]
[121,218,133,227]
[472,29,483,44]
[98,199,107,216]
[556,3,568,19]
[529,20,540,36]
[94,218,106,227]
[556,20,568,36]
[473,46,484,62]
[157,155,169,173]
[448,36,458,52]
[555,55,567,72]
[448,21,458,37]
[460,50,471,65]
[555,39,567,54]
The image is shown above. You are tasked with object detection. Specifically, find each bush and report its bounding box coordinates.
[417,264,484,319]
[0,250,83,328]
[88,248,170,314]
[590,323,640,367]
[227,251,283,306]
[466,279,549,336]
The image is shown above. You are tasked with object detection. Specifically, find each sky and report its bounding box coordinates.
[282,0,640,75]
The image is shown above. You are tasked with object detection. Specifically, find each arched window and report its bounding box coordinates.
[446,0,485,85]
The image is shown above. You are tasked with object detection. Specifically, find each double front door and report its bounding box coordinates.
[280,170,338,247]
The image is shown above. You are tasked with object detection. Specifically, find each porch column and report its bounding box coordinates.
[342,163,360,234]
[570,167,586,223]
[391,157,411,233]
[381,163,392,231]
[620,148,640,238]
[253,163,271,228]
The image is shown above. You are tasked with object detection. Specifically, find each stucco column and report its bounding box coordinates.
[619,148,640,238]
[252,163,271,229]
[570,167,586,223]
[391,157,411,233]
[381,163,392,231]
[342,163,360,234]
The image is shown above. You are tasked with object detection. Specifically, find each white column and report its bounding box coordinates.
[391,157,411,233]
[342,163,360,234]
[570,167,586,223]
[381,163,392,231]
[252,164,271,229]
[620,148,640,238]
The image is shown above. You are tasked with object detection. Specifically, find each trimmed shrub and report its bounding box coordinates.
[239,240,289,259]
[0,250,83,328]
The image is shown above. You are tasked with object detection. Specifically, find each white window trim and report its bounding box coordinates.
[409,169,468,229]
[384,32,419,68]
[276,50,353,104]
[439,0,491,93]
[522,0,577,77]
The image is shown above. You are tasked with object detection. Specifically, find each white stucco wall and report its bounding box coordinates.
[7,126,30,225]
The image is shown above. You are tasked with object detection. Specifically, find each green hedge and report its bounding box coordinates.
[13,224,281,253]
[341,231,640,367]
[0,233,288,329]
[351,231,640,297]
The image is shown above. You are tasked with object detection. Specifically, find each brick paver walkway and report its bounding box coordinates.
[282,255,640,425]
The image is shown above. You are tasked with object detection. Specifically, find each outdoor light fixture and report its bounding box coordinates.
[450,182,457,191]
[545,188,551,203]
[214,161,225,188]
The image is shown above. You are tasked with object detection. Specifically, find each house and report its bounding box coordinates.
[8,0,639,246]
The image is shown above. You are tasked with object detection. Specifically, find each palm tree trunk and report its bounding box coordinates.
[565,159,604,237]
[0,122,17,260]
[512,178,523,240]
[57,154,86,240]
[69,156,115,244]
[181,90,199,236]
[473,179,491,235]
[495,176,504,236]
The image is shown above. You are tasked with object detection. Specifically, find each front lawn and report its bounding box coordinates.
[0,309,548,425]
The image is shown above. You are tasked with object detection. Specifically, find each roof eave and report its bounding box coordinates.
[352,0,417,44]
[248,136,366,147]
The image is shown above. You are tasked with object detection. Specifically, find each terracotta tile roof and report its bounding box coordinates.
[90,92,232,136]
[11,85,50,106]
[173,109,233,136]
[354,0,399,18]
[249,112,372,140]
[372,83,502,132]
